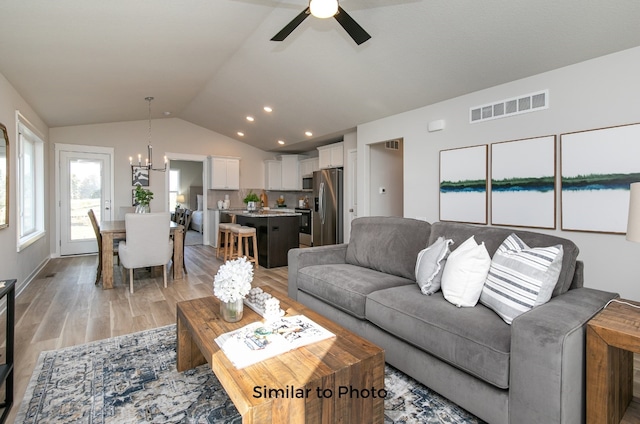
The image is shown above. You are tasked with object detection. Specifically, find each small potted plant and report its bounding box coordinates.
[134,184,154,213]
[243,190,260,211]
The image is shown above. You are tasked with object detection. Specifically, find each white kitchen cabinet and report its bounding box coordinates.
[281,155,302,190]
[265,155,305,190]
[264,160,282,190]
[299,157,319,177]
[210,157,240,190]
[318,142,344,169]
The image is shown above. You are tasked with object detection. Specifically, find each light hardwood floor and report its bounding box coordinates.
[2,244,288,423]
[2,244,639,423]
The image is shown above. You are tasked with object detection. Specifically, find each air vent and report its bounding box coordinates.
[385,139,400,150]
[470,90,549,123]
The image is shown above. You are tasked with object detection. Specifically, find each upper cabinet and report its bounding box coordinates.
[281,155,301,190]
[264,160,282,190]
[264,155,304,190]
[299,157,319,177]
[318,142,344,169]
[210,156,240,190]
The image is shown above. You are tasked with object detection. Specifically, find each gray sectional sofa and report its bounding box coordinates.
[287,216,617,424]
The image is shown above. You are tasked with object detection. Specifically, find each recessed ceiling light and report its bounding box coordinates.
[246,116,255,122]
[264,106,273,113]
[237,132,245,137]
[277,140,285,145]
[305,131,313,137]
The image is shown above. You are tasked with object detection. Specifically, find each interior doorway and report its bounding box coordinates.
[166,154,207,246]
[369,138,404,217]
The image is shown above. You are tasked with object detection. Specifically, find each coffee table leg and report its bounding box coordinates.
[177,313,206,372]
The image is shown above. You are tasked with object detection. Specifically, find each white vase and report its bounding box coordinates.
[135,204,150,213]
[247,201,257,211]
[220,298,244,322]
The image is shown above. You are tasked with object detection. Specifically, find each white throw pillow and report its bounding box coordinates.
[197,194,203,211]
[415,236,454,295]
[480,233,564,324]
[441,235,491,307]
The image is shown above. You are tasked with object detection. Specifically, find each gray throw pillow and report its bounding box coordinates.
[480,233,564,324]
[415,236,453,295]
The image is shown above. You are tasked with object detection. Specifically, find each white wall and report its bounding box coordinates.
[0,73,50,292]
[358,46,640,300]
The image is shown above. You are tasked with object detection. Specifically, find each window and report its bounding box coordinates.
[17,117,45,251]
[169,169,180,210]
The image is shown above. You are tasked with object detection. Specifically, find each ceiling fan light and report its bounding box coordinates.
[309,0,338,19]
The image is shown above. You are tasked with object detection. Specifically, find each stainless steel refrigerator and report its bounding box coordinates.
[313,168,343,246]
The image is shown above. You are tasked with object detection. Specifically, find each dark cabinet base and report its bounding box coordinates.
[237,216,299,268]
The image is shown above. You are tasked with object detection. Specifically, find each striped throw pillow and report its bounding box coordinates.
[480,233,563,324]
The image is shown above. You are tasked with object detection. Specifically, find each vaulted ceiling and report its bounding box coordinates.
[1,0,639,153]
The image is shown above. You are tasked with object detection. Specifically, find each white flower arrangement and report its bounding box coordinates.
[213,257,254,303]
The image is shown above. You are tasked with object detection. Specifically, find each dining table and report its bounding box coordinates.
[99,219,184,289]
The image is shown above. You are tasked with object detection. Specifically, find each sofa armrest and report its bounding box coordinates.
[509,287,618,424]
[287,244,348,300]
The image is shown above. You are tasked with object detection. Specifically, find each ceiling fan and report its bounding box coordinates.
[271,0,371,45]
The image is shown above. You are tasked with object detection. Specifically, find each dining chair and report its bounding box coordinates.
[181,209,192,274]
[174,208,186,224]
[88,209,119,285]
[118,212,173,294]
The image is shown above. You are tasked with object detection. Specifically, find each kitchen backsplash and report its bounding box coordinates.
[208,189,312,210]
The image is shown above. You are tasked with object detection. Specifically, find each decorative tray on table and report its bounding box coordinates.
[244,287,285,319]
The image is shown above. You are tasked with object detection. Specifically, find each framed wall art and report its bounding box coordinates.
[132,166,149,187]
[561,122,640,234]
[491,135,556,229]
[439,145,488,224]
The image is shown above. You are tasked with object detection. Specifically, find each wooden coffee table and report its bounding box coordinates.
[176,288,385,423]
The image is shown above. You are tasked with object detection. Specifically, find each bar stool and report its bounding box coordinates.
[217,223,240,261]
[229,225,259,268]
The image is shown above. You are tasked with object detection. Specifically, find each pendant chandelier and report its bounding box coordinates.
[129,96,167,172]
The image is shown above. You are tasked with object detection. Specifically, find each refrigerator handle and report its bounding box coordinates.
[319,182,325,225]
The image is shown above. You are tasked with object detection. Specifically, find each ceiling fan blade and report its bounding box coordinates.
[334,6,371,45]
[271,8,310,41]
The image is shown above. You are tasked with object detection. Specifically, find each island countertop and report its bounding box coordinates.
[223,209,301,218]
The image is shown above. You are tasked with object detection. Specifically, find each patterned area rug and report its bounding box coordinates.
[16,325,484,423]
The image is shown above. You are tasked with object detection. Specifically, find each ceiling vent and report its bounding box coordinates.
[470,90,548,123]
[385,139,400,150]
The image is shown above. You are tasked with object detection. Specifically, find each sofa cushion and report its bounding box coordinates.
[415,236,453,295]
[366,285,512,389]
[429,221,579,297]
[441,236,491,307]
[297,264,415,319]
[346,217,431,281]
[480,233,564,324]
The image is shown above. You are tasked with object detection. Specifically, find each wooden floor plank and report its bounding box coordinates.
[1,244,291,423]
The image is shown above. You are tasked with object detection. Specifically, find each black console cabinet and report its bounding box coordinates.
[0,279,15,423]
[236,215,299,268]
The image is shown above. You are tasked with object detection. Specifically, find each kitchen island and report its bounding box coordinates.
[222,210,300,268]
